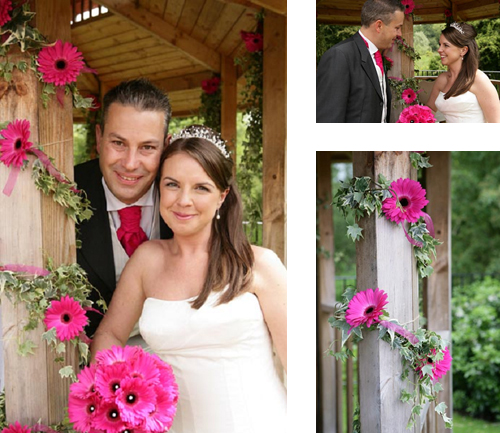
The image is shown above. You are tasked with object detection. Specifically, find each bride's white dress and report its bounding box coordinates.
[139,290,287,433]
[435,91,486,123]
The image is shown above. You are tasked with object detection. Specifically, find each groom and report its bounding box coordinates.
[316,0,405,123]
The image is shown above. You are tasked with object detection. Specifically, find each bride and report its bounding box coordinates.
[90,125,287,433]
[426,22,500,123]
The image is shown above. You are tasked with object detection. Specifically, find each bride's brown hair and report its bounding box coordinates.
[441,22,479,100]
[159,126,254,308]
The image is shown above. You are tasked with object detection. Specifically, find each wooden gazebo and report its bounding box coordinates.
[0,0,286,426]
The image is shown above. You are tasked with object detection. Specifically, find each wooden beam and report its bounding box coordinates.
[216,0,259,10]
[0,0,77,425]
[153,71,214,93]
[250,0,286,15]
[316,151,338,432]
[221,55,237,171]
[423,152,452,433]
[353,152,419,433]
[94,0,221,72]
[262,11,286,263]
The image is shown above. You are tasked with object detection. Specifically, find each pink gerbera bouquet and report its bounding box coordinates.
[69,345,179,433]
[397,104,436,123]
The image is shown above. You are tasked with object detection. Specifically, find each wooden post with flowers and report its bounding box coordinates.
[0,0,82,425]
[353,152,419,433]
[423,152,452,433]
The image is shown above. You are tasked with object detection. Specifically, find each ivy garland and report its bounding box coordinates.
[333,152,440,279]
[0,261,106,380]
[199,74,222,132]
[0,2,96,109]
[234,11,264,223]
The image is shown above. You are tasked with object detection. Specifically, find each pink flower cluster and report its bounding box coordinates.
[397,104,436,123]
[201,76,221,95]
[69,345,178,433]
[240,30,263,52]
[0,0,12,26]
[416,347,452,382]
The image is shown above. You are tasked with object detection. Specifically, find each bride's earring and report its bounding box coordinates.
[216,209,220,220]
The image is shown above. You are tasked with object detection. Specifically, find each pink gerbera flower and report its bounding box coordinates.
[0,119,34,168]
[416,347,452,382]
[397,104,436,123]
[70,364,98,399]
[128,350,160,384]
[0,0,12,26]
[401,0,415,14]
[116,377,157,425]
[43,295,88,341]
[95,345,141,366]
[1,421,31,433]
[95,362,130,399]
[37,40,84,86]
[402,88,417,104]
[382,178,429,224]
[201,76,221,95]
[345,288,388,331]
[93,399,126,433]
[140,385,178,432]
[240,30,263,52]
[68,393,100,432]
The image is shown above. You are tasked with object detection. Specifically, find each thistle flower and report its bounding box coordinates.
[43,295,88,341]
[345,288,388,331]
[382,178,429,224]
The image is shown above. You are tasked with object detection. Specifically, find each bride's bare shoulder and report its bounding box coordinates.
[434,72,449,90]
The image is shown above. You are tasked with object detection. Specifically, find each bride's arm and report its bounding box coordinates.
[473,71,500,123]
[251,246,287,372]
[90,242,152,362]
[425,74,446,112]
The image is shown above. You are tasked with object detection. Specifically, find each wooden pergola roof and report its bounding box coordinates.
[72,0,286,120]
[317,0,500,25]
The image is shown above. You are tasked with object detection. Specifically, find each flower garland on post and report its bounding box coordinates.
[199,74,221,131]
[234,11,264,224]
[329,287,453,430]
[0,2,97,109]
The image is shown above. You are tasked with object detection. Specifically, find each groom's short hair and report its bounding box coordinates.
[361,0,405,27]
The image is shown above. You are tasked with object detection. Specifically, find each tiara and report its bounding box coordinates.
[450,22,464,35]
[171,125,231,159]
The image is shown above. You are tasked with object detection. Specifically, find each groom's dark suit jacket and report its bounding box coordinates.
[316,32,392,123]
[75,158,173,337]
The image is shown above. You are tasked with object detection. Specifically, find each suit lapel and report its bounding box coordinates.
[354,33,383,100]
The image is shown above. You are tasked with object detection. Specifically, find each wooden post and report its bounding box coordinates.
[221,55,237,176]
[0,0,77,424]
[262,11,286,263]
[353,152,419,433]
[423,152,452,433]
[389,14,414,123]
[316,152,338,432]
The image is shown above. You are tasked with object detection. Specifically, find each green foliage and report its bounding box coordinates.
[199,80,221,132]
[451,152,500,274]
[472,18,500,72]
[453,277,500,421]
[316,23,358,66]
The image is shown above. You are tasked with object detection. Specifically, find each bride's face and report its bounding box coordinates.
[438,35,467,66]
[159,152,228,237]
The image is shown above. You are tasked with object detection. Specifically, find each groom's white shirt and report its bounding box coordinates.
[359,30,387,123]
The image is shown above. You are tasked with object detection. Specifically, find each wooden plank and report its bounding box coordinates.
[191,0,227,42]
[262,11,286,263]
[164,0,186,26]
[95,0,221,71]
[317,152,338,432]
[82,36,168,62]
[250,0,285,15]
[203,4,245,51]
[217,10,256,56]
[154,70,214,92]
[177,0,206,34]
[73,28,148,53]
[353,152,418,433]
[88,45,175,69]
[423,152,452,433]
[221,55,237,167]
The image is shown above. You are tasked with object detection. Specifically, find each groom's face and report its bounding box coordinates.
[379,11,404,50]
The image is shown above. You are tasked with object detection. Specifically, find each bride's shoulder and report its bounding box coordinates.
[434,72,449,90]
[249,246,286,294]
[251,245,283,265]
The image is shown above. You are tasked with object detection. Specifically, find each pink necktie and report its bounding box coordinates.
[117,206,148,257]
[361,37,384,76]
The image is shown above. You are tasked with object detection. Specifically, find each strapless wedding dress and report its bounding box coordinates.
[435,91,486,123]
[139,290,287,433]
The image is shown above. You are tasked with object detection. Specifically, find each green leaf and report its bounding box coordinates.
[42,327,58,345]
[18,339,37,356]
[422,364,434,377]
[347,223,363,241]
[435,402,447,415]
[59,365,75,380]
